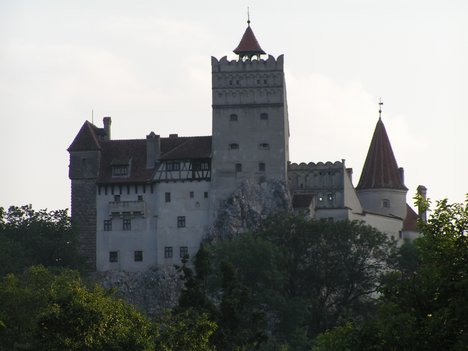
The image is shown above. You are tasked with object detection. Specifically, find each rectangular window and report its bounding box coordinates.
[229,143,239,150]
[204,192,208,199]
[260,113,269,120]
[164,246,173,258]
[180,246,189,258]
[259,143,270,150]
[112,165,128,177]
[134,250,143,262]
[259,162,266,172]
[114,195,121,202]
[382,199,390,208]
[230,114,238,121]
[200,162,210,170]
[165,192,171,203]
[104,220,112,231]
[190,191,194,198]
[109,251,118,263]
[177,216,186,228]
[235,163,242,172]
[138,195,143,201]
[123,218,131,231]
[166,161,180,171]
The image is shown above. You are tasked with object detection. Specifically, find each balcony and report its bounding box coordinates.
[108,200,146,217]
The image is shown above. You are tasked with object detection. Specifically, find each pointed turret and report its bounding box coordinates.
[233,20,266,60]
[356,102,408,220]
[356,118,407,191]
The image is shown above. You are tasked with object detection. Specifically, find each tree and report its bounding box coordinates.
[0,205,84,275]
[0,266,155,351]
[313,197,468,351]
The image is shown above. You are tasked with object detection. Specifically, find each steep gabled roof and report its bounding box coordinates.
[161,136,212,160]
[233,24,266,58]
[356,118,407,190]
[402,204,419,232]
[68,121,101,151]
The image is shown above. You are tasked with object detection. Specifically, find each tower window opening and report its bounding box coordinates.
[230,114,238,121]
[235,163,242,172]
[259,162,266,172]
[382,199,390,208]
[259,143,270,150]
[260,113,269,120]
[229,143,239,150]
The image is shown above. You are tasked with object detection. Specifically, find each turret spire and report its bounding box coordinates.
[233,13,266,60]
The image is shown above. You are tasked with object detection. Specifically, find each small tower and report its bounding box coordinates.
[210,19,290,213]
[356,102,408,219]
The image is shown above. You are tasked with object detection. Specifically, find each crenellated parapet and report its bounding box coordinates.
[211,55,284,73]
[288,160,344,171]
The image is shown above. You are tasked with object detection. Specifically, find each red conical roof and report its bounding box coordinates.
[356,118,407,190]
[233,24,266,58]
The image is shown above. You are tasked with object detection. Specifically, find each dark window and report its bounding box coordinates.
[112,165,128,177]
[123,218,131,231]
[165,192,171,203]
[382,199,390,208]
[190,191,194,198]
[166,161,180,171]
[109,251,118,262]
[235,163,242,172]
[200,162,210,170]
[164,247,173,258]
[229,143,239,150]
[260,113,269,120]
[134,250,143,262]
[180,246,189,258]
[114,195,120,202]
[177,216,186,228]
[259,143,270,150]
[230,114,238,121]
[259,162,266,172]
[104,220,112,231]
[204,192,208,199]
[327,194,334,201]
[138,195,143,201]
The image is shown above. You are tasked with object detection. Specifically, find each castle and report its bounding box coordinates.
[68,21,421,272]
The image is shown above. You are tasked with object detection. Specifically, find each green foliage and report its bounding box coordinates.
[0,266,154,351]
[314,197,468,351]
[178,214,395,350]
[0,205,85,275]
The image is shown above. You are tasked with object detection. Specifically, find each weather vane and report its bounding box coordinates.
[379,98,383,119]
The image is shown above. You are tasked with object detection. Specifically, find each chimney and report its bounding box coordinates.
[398,167,405,185]
[417,185,428,223]
[103,117,112,140]
[146,132,161,169]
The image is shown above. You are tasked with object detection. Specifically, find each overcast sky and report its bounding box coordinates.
[1,0,467,211]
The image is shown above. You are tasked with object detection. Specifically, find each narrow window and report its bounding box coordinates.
[114,195,120,202]
[109,251,118,263]
[229,143,239,150]
[177,216,186,228]
[235,163,242,172]
[164,247,173,258]
[104,220,112,231]
[165,192,171,203]
[138,195,143,201]
[230,114,238,121]
[180,246,189,258]
[134,250,143,262]
[260,113,269,120]
[204,192,208,199]
[190,191,194,198]
[259,162,266,172]
[123,218,131,231]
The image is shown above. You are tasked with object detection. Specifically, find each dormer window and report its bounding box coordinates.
[166,161,180,171]
[112,165,128,177]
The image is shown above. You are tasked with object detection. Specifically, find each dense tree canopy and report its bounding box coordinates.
[177,214,396,350]
[0,205,84,275]
[313,197,468,351]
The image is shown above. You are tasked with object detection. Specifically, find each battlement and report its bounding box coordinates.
[211,54,284,73]
[288,161,344,171]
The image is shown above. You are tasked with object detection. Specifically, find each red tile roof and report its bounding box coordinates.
[402,204,419,231]
[356,118,407,190]
[67,121,101,151]
[233,25,266,57]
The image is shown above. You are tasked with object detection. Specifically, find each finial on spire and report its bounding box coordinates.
[378,97,384,119]
[247,7,250,26]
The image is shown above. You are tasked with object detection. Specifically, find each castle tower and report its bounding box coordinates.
[356,109,408,219]
[68,119,108,270]
[210,20,290,213]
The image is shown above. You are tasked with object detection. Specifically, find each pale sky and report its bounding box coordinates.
[1,0,467,211]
